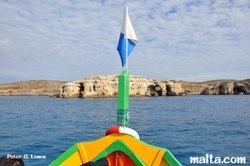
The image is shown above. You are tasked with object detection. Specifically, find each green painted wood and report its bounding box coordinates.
[163,150,182,166]
[118,70,129,110]
[92,140,146,166]
[117,70,130,127]
[48,144,78,166]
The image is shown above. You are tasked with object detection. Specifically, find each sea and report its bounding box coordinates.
[0,95,249,166]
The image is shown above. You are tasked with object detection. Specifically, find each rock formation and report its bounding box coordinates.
[233,80,250,94]
[167,81,187,96]
[1,77,249,97]
[200,85,220,95]
[58,75,187,98]
[219,82,234,95]
[200,79,250,95]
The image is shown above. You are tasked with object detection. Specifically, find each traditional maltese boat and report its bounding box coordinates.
[49,7,182,166]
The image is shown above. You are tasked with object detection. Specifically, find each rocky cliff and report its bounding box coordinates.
[200,79,250,95]
[0,80,67,96]
[58,75,188,98]
[1,77,249,98]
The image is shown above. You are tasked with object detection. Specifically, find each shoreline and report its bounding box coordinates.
[0,78,249,98]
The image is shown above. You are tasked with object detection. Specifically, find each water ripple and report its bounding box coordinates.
[0,95,249,165]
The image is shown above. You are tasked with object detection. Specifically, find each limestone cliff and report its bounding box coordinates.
[200,79,250,95]
[1,77,249,97]
[58,75,187,98]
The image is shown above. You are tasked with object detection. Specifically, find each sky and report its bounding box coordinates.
[0,0,249,84]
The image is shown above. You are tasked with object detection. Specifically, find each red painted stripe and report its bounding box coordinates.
[106,126,120,135]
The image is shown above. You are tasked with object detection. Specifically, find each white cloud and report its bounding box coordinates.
[0,38,11,48]
[0,0,249,84]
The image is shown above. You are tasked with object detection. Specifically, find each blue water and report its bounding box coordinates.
[0,95,249,166]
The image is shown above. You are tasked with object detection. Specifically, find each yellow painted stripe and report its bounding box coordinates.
[151,150,168,166]
[77,143,89,163]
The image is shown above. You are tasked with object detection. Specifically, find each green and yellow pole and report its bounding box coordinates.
[117,70,130,127]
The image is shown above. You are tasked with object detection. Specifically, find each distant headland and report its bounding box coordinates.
[0,75,249,98]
